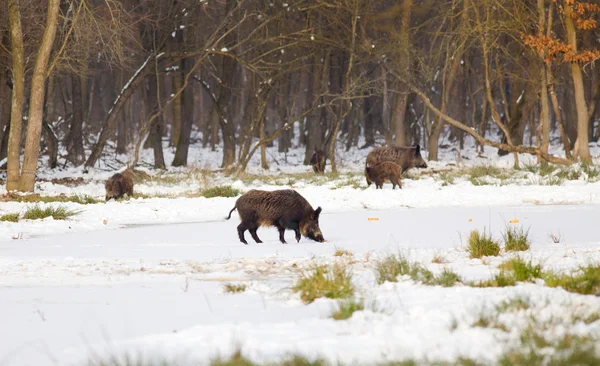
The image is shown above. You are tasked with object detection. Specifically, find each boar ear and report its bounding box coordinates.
[414,144,421,155]
[314,206,322,220]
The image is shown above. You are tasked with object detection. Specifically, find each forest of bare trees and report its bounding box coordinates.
[0,0,599,192]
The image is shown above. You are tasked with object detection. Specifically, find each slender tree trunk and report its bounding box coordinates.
[6,0,25,191]
[170,67,182,148]
[260,114,268,170]
[146,73,166,169]
[328,0,358,173]
[19,0,60,191]
[392,0,412,147]
[67,73,85,165]
[85,53,159,168]
[564,2,591,163]
[0,62,10,163]
[537,0,550,164]
[172,57,195,166]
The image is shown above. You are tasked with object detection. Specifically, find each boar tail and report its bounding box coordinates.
[225,205,237,220]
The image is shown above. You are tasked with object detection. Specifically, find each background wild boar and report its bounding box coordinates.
[310,149,327,173]
[365,161,403,189]
[226,189,325,244]
[366,144,428,172]
[105,170,134,201]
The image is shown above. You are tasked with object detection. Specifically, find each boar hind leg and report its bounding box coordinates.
[249,228,263,243]
[274,223,287,244]
[237,223,248,245]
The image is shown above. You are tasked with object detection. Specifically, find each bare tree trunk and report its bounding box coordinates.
[392,0,412,147]
[260,114,268,170]
[172,56,195,166]
[328,0,358,173]
[428,0,470,161]
[0,58,10,163]
[537,0,550,164]
[146,73,166,169]
[85,53,159,168]
[18,0,60,191]
[6,0,25,191]
[67,73,85,165]
[564,2,591,163]
[170,68,182,148]
[363,96,376,148]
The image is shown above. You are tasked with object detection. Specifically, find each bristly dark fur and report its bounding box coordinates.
[365,161,403,189]
[366,144,428,173]
[225,189,325,245]
[105,170,134,201]
[310,149,327,173]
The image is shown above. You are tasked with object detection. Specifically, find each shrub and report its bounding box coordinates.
[293,264,354,304]
[468,230,500,258]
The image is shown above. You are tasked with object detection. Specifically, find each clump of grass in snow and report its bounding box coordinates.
[472,258,541,288]
[223,283,247,294]
[498,258,542,282]
[544,265,600,295]
[22,205,80,220]
[0,193,101,205]
[431,253,447,264]
[0,212,20,222]
[375,254,461,287]
[496,296,531,313]
[333,247,353,257]
[468,229,500,258]
[212,351,328,366]
[202,185,241,198]
[499,327,600,366]
[331,299,364,320]
[293,264,354,304]
[503,225,531,252]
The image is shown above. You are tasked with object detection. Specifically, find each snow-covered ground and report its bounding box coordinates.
[2,135,600,365]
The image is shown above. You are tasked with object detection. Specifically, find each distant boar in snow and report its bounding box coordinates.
[310,149,327,174]
[365,161,403,189]
[105,170,134,201]
[226,189,325,244]
[366,144,428,173]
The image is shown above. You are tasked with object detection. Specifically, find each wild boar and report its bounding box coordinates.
[105,170,134,201]
[366,144,428,173]
[226,189,325,244]
[310,149,327,173]
[365,161,403,189]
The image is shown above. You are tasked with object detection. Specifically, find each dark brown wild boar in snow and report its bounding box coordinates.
[365,161,403,189]
[310,149,327,173]
[226,189,325,244]
[366,144,428,172]
[105,170,134,201]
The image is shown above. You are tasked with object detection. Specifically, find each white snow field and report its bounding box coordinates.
[2,140,600,365]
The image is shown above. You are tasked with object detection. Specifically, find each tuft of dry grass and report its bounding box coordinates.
[333,247,353,257]
[22,205,80,220]
[0,212,20,222]
[223,283,247,294]
[293,264,354,304]
[468,229,500,258]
